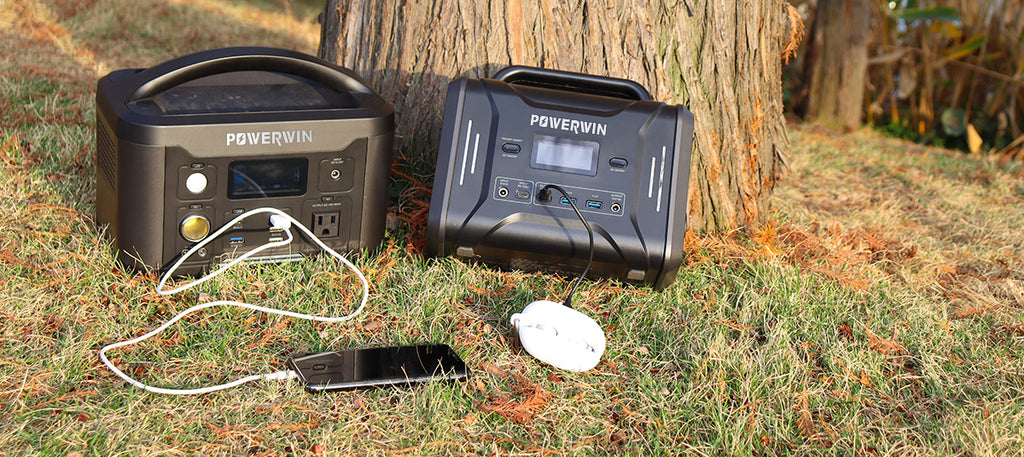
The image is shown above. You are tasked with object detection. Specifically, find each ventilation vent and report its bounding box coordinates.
[96,118,117,191]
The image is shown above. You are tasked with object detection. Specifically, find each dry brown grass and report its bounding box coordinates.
[775,125,1024,326]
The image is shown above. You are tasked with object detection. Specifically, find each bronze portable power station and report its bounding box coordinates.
[427,66,693,289]
[95,47,394,275]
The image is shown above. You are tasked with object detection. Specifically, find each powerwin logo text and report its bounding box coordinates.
[529,114,607,136]
[226,130,314,146]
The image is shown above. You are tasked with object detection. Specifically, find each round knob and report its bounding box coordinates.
[179,214,211,242]
[185,172,208,194]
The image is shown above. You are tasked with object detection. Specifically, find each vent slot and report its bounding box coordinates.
[96,117,117,191]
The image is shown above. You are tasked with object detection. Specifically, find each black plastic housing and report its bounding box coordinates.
[95,47,394,275]
[427,66,693,289]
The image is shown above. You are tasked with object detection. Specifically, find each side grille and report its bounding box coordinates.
[96,117,117,191]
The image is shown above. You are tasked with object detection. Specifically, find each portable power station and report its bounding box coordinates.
[95,47,394,275]
[427,66,693,289]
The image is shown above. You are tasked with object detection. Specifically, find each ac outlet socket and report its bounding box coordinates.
[312,211,340,238]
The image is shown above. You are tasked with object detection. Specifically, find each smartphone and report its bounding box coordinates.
[287,344,469,392]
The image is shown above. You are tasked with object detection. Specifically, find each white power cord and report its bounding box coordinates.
[99,207,369,395]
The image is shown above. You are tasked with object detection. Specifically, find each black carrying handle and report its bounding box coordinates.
[128,47,373,102]
[493,66,652,101]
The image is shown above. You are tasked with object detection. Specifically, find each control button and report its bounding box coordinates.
[180,214,211,242]
[322,196,335,202]
[501,143,521,154]
[190,163,204,169]
[185,172,208,194]
[188,203,203,210]
[231,208,246,214]
[178,165,215,200]
[609,157,628,168]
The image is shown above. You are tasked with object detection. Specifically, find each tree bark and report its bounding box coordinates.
[319,0,790,232]
[805,0,870,129]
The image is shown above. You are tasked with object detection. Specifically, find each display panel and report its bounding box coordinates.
[530,135,600,176]
[228,158,308,199]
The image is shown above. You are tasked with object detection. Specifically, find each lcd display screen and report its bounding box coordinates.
[530,135,600,176]
[228,158,308,199]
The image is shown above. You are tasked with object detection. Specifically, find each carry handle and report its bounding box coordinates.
[128,47,373,102]
[493,66,652,101]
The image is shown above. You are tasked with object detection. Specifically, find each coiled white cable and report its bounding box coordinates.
[99,207,369,395]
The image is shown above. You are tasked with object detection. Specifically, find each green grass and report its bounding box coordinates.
[2,1,1024,455]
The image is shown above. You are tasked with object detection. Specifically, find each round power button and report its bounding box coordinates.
[185,172,208,194]
[180,214,211,242]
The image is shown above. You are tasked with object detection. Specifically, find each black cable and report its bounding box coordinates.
[538,184,594,308]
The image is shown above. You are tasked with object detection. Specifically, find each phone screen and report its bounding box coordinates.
[288,344,469,392]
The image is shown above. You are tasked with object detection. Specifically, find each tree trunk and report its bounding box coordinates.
[804,0,870,129]
[319,0,790,232]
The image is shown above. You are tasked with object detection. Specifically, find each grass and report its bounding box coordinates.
[2,0,1024,455]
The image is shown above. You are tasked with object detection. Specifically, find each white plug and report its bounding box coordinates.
[269,214,292,231]
[510,300,606,372]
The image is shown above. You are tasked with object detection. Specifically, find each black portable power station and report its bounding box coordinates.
[95,47,394,275]
[427,66,693,289]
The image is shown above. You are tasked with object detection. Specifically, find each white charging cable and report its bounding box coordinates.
[99,207,369,395]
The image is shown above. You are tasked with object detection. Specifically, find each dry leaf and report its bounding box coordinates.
[859,373,872,387]
[480,361,510,379]
[967,124,983,154]
[796,391,813,438]
[836,323,854,341]
[478,375,553,424]
[866,329,905,355]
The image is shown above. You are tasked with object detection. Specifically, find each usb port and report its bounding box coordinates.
[586,200,602,209]
[560,197,576,205]
[228,236,244,245]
